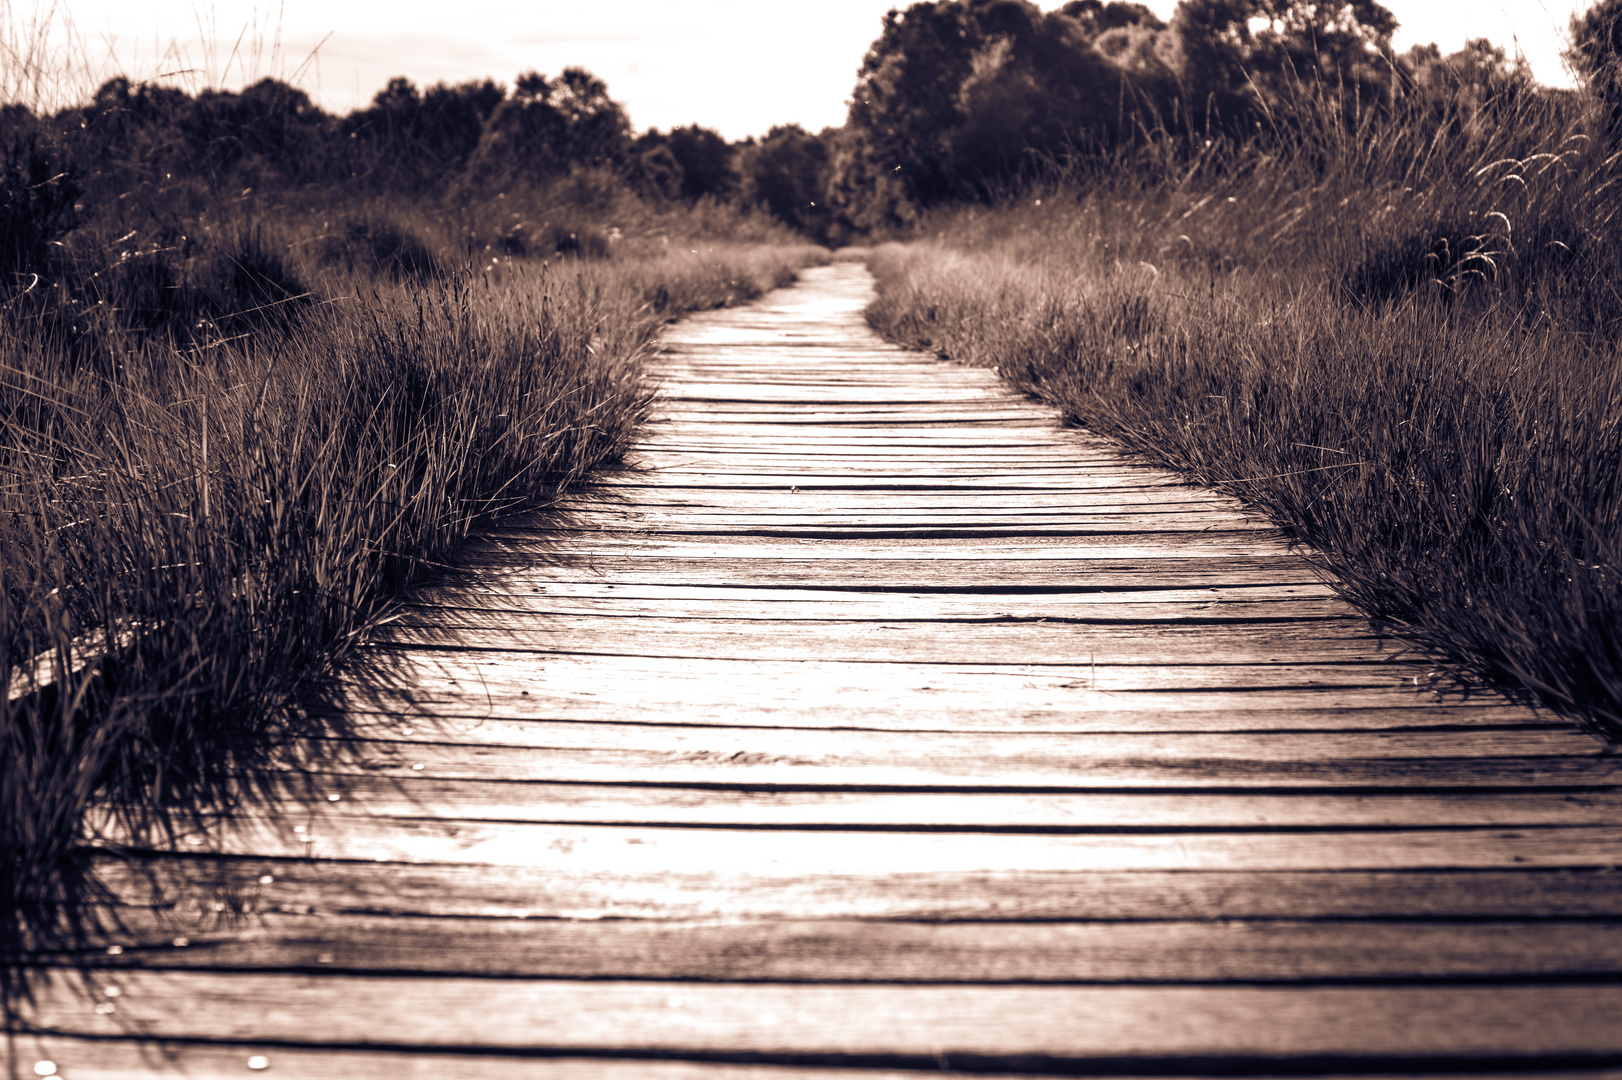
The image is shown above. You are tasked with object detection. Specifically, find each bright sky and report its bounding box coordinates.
[4,0,1596,140]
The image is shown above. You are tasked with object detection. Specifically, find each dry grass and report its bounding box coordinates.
[0,194,823,972]
[863,84,1622,741]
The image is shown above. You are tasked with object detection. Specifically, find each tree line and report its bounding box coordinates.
[6,0,1622,265]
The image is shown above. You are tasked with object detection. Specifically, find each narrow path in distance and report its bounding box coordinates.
[22,261,1622,1077]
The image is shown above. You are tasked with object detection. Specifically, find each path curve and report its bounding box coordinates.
[23,261,1622,1076]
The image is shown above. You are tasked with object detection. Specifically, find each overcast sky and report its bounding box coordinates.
[5,0,1595,140]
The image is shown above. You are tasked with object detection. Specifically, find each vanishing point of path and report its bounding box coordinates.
[19,261,1622,1077]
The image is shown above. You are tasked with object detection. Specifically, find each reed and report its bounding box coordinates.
[0,187,823,965]
[863,77,1622,739]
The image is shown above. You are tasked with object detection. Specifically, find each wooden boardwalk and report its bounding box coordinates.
[20,261,1622,1077]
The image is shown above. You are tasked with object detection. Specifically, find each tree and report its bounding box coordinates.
[1170,0,1399,123]
[627,140,683,200]
[1059,1,1166,38]
[846,1,982,206]
[459,67,630,193]
[1568,0,1622,129]
[182,78,334,183]
[342,76,504,192]
[746,124,832,238]
[663,125,738,200]
[839,0,1166,213]
[948,3,1150,183]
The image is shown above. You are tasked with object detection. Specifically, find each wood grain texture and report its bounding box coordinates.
[68,911,1622,981]
[100,816,1622,871]
[10,1039,1108,1080]
[89,856,1622,920]
[22,972,1622,1058]
[30,260,1617,1077]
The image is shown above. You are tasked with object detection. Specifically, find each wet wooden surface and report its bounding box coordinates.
[21,262,1622,1078]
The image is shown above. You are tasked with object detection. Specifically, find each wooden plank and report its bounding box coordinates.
[542,523,1272,540]
[90,857,1622,920]
[120,816,1622,870]
[80,912,1622,982]
[344,652,1543,730]
[22,971,1622,1058]
[400,592,1348,622]
[454,555,1329,588]
[623,456,1173,472]
[539,513,1271,537]
[342,648,1490,688]
[563,489,1239,508]
[296,720,1601,764]
[629,431,1132,446]
[132,777,1622,829]
[637,411,1080,423]
[375,615,1395,666]
[399,578,1353,623]
[596,470,1206,486]
[656,388,1004,402]
[557,501,1266,523]
[473,534,1296,558]
[13,1038,1080,1080]
[346,695,1551,734]
[223,742,1622,789]
[420,579,1342,603]
[569,481,1235,499]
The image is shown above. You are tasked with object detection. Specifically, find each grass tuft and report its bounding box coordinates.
[863,79,1622,740]
[0,185,824,979]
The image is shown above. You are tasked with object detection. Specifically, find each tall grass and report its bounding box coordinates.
[864,80,1622,739]
[0,184,823,975]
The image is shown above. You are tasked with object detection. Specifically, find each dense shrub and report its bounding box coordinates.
[318,217,446,282]
[0,131,79,285]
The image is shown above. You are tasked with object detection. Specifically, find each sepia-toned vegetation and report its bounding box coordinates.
[8,0,1622,991]
[861,3,1622,739]
[0,29,823,967]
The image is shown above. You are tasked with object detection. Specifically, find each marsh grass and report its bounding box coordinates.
[0,184,822,991]
[864,81,1622,739]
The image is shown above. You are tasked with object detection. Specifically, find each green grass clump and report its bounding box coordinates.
[863,82,1622,740]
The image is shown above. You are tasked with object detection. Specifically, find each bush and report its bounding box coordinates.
[0,132,79,286]
[318,217,447,282]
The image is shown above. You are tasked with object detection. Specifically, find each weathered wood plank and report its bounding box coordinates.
[401,591,1348,622]
[90,856,1622,920]
[468,533,1299,558]
[80,911,1622,982]
[453,555,1329,588]
[12,1038,1086,1080]
[344,652,1541,730]
[563,490,1240,511]
[375,615,1398,666]
[299,720,1601,763]
[419,579,1341,603]
[250,736,1622,789]
[541,514,1272,537]
[345,648,1519,695]
[120,817,1622,870]
[556,501,1268,522]
[23,971,1622,1058]
[347,694,1550,733]
[122,777,1622,829]
[599,470,1199,490]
